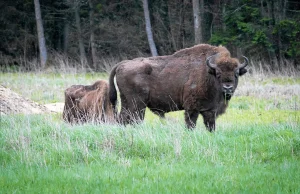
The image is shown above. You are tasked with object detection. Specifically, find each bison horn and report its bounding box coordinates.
[239,56,249,69]
[206,55,217,70]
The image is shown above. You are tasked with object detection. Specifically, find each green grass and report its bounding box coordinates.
[1,114,299,193]
[0,72,108,103]
[1,72,300,193]
[271,77,300,85]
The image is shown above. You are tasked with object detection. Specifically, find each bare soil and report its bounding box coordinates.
[44,103,64,113]
[0,85,63,115]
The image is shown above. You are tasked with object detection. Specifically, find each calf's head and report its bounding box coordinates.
[206,54,248,100]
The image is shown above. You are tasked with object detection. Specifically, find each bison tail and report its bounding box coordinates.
[109,64,118,111]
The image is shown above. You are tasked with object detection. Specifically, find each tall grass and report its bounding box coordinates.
[0,52,129,73]
[0,55,300,193]
[1,111,299,193]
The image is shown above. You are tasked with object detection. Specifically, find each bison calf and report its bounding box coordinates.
[63,80,115,124]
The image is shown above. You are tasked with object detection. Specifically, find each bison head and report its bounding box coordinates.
[206,54,248,100]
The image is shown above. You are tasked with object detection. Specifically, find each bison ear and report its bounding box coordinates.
[239,68,247,76]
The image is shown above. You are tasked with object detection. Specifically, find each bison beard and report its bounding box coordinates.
[63,80,115,124]
[109,44,248,131]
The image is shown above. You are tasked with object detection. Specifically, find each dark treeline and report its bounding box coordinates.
[0,0,299,71]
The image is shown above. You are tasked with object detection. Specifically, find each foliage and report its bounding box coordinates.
[209,0,300,68]
[0,0,299,70]
[273,20,300,58]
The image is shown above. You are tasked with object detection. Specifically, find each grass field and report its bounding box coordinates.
[1,71,300,193]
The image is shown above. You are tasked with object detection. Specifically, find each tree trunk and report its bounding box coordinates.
[167,0,178,51]
[34,0,47,68]
[142,0,158,56]
[63,0,70,54]
[200,0,205,41]
[63,20,69,54]
[193,0,203,44]
[89,0,97,69]
[266,0,279,68]
[23,22,28,66]
[209,0,223,37]
[75,5,87,66]
[179,0,187,48]
[222,1,226,32]
[282,0,287,19]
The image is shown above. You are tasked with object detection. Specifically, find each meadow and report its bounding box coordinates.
[0,68,300,193]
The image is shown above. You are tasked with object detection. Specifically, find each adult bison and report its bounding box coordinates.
[109,44,248,131]
[63,80,115,124]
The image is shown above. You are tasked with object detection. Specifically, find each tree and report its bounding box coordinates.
[34,0,47,68]
[89,0,97,68]
[192,0,203,44]
[63,0,71,54]
[1,0,299,70]
[63,19,70,54]
[74,2,87,66]
[142,0,158,56]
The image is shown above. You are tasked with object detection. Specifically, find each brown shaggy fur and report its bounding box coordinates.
[63,80,115,124]
[109,44,248,131]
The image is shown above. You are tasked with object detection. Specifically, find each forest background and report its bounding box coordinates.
[0,0,299,72]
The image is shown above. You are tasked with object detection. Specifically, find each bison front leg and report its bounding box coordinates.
[184,110,199,130]
[201,111,216,132]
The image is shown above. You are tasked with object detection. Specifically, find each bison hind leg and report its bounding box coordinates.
[119,107,146,125]
[119,96,147,125]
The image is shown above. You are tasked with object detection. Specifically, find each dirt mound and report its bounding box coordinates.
[0,85,51,115]
[44,103,64,113]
